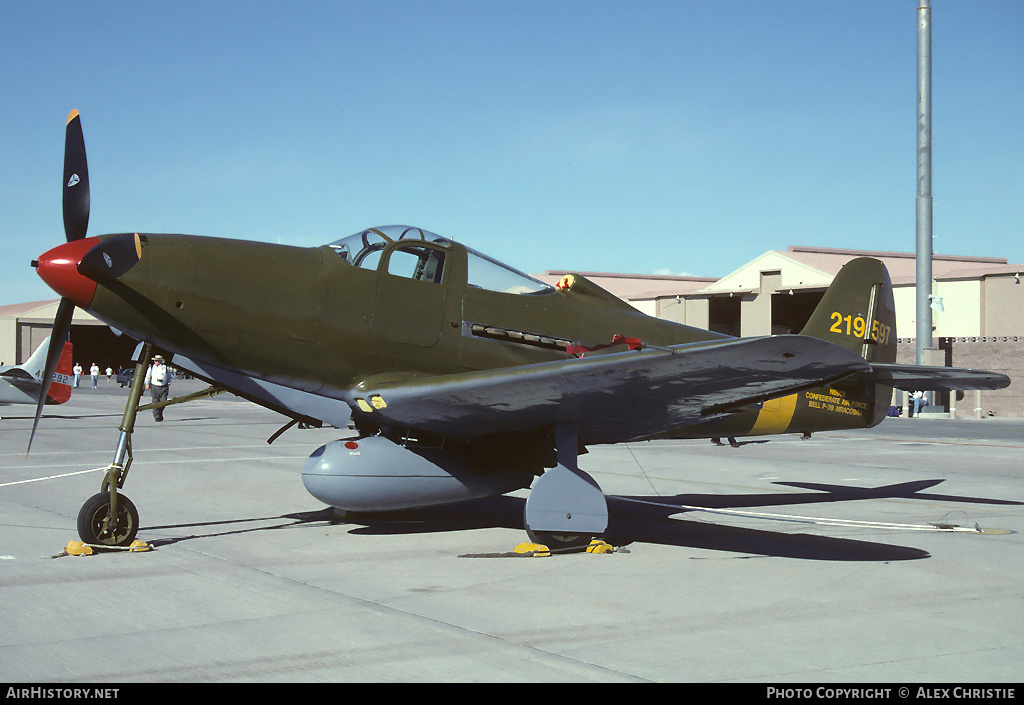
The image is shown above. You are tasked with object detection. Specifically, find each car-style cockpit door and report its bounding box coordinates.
[370,241,449,347]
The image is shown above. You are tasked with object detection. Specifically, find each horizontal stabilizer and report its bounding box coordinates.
[863,363,1011,391]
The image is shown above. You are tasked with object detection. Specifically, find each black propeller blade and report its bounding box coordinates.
[29,110,92,454]
[62,110,90,243]
[27,299,75,454]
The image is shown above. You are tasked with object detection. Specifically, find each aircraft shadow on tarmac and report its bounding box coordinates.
[141,479,1020,561]
[335,495,924,561]
[323,478,1020,561]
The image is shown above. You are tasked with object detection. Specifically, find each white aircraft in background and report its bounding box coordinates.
[0,337,73,408]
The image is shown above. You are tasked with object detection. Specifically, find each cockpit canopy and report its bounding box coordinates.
[328,225,553,295]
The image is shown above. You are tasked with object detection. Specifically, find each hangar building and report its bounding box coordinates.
[0,300,140,375]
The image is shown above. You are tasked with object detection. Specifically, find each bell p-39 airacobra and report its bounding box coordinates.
[29,111,1011,550]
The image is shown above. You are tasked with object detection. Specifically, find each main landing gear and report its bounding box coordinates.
[522,422,608,551]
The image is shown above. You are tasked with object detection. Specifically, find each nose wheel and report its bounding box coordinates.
[77,492,139,547]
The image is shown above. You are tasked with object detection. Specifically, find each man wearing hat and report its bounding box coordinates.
[144,354,170,422]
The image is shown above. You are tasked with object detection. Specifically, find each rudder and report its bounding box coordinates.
[46,341,74,404]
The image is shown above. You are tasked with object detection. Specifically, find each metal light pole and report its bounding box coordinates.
[916,0,933,364]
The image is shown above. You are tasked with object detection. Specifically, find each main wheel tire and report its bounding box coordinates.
[77,492,139,547]
[524,526,592,551]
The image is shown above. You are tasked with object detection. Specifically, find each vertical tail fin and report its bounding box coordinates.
[20,336,53,377]
[20,337,74,404]
[800,257,897,364]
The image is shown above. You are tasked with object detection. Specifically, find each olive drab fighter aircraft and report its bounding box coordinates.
[30,110,1011,550]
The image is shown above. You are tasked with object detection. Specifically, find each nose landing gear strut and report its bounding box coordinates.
[76,342,152,547]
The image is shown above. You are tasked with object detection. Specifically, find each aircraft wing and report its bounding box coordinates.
[862,363,1010,392]
[346,335,871,445]
[166,352,353,430]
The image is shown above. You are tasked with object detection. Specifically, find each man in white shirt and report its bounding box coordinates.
[911,390,926,417]
[144,354,170,422]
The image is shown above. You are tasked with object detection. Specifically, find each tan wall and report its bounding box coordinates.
[932,280,982,337]
[740,271,778,337]
[20,325,54,364]
[0,320,16,366]
[654,296,689,325]
[892,285,917,340]
[630,299,657,317]
[897,338,1023,418]
[0,323,51,365]
[983,275,1024,337]
[894,280,990,339]
[685,298,709,329]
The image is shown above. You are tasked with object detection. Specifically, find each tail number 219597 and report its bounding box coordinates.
[829,312,891,345]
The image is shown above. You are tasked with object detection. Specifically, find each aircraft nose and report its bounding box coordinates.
[33,237,100,308]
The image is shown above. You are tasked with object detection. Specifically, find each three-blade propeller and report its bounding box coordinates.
[28,111,92,454]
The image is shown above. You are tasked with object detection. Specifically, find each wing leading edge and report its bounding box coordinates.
[346,335,871,445]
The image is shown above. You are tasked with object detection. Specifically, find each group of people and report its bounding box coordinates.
[71,355,172,422]
[72,362,112,388]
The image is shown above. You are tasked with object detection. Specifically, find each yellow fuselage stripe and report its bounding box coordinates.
[749,394,798,435]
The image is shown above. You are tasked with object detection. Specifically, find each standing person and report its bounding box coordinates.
[90,362,99,388]
[73,362,82,388]
[144,354,170,422]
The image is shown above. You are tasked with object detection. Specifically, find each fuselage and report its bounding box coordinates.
[42,229,722,394]
[35,226,893,439]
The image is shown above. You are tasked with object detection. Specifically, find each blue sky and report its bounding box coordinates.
[2,1,1022,305]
